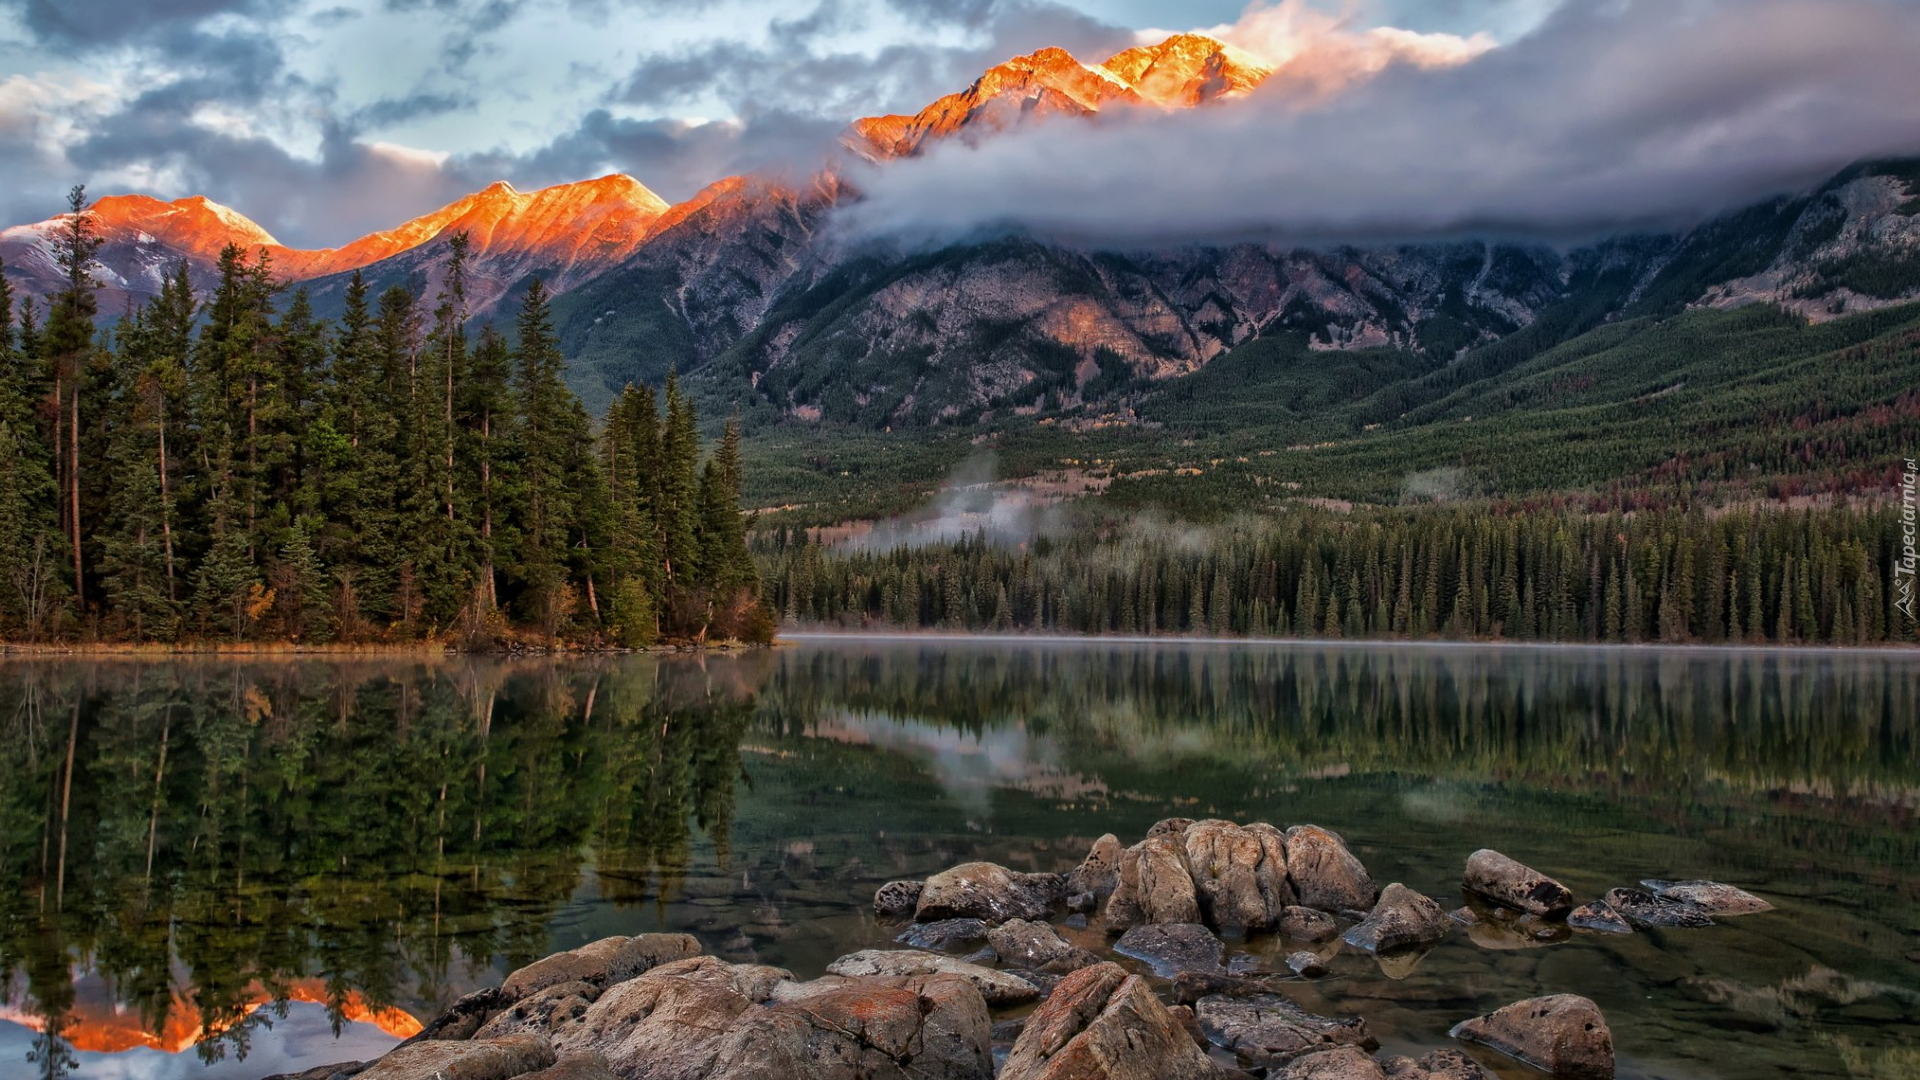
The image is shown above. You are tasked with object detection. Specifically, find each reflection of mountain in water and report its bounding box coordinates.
[0,655,772,1074]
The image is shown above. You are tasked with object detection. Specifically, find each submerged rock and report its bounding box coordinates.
[1450,994,1614,1080]
[1106,837,1203,931]
[1605,887,1714,929]
[826,949,1041,1006]
[1113,922,1227,978]
[501,934,702,1002]
[1065,834,1125,900]
[898,918,992,951]
[1461,850,1574,918]
[875,880,925,919]
[998,962,1220,1080]
[916,863,1064,924]
[353,1034,556,1080]
[1380,1049,1495,1080]
[1567,901,1633,935]
[1195,993,1375,1069]
[1284,826,1377,913]
[1285,951,1330,978]
[1183,820,1295,932]
[1342,884,1451,954]
[1278,906,1342,943]
[1640,879,1774,915]
[988,918,1102,974]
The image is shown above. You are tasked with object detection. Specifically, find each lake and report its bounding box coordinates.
[1,638,1916,1080]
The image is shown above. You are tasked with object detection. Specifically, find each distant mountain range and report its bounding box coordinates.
[4,33,1918,420]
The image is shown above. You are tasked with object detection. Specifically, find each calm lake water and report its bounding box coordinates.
[1,638,1916,1080]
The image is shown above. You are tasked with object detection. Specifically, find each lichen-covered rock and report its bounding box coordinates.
[548,957,788,1078]
[354,1034,556,1080]
[1195,994,1375,1070]
[1275,1046,1387,1080]
[1065,834,1125,900]
[988,919,1102,974]
[826,949,1041,1006]
[1283,826,1376,913]
[1567,901,1633,935]
[916,863,1064,924]
[1604,888,1713,929]
[1113,922,1226,978]
[897,918,991,951]
[1183,820,1294,932]
[1462,850,1574,918]
[998,962,1220,1080]
[1105,837,1202,931]
[1342,884,1450,954]
[501,935,702,1002]
[1381,1049,1495,1080]
[474,981,596,1040]
[1278,906,1341,942]
[1639,879,1773,915]
[1450,994,1615,1080]
[875,879,925,919]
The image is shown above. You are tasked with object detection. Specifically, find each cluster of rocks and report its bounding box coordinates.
[276,820,1774,1080]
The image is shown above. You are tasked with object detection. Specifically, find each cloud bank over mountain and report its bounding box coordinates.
[843,0,1920,246]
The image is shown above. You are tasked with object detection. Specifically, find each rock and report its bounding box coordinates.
[1196,994,1375,1070]
[1461,913,1570,951]
[1461,850,1574,918]
[1381,1049,1495,1080]
[1450,994,1614,1080]
[354,1034,556,1080]
[474,981,596,1039]
[1604,887,1714,929]
[1286,952,1329,978]
[1113,922,1226,979]
[1446,907,1480,926]
[1342,884,1451,954]
[260,1064,367,1080]
[520,1056,620,1080]
[401,988,503,1044]
[1277,1047,1387,1080]
[1640,879,1773,915]
[875,879,925,919]
[1278,906,1341,943]
[1065,834,1125,900]
[1105,837,1202,931]
[549,957,789,1077]
[916,862,1064,924]
[1567,901,1633,935]
[826,949,1041,1006]
[1067,891,1098,914]
[1146,817,1197,842]
[999,962,1220,1080]
[1166,1004,1209,1049]
[501,934,701,1002]
[988,919,1102,974]
[1183,820,1294,932]
[723,971,993,1080]
[898,918,991,951]
[1284,826,1376,913]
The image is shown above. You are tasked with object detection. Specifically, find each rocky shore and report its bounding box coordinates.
[275,819,1773,1080]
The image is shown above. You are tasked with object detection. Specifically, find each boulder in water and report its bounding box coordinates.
[998,962,1221,1080]
[1450,994,1614,1080]
[916,863,1064,924]
[1640,879,1773,915]
[1342,884,1451,954]
[1461,850,1574,918]
[1284,826,1377,913]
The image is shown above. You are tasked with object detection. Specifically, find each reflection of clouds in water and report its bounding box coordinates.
[0,1003,401,1080]
[804,710,1106,817]
[1399,785,1474,825]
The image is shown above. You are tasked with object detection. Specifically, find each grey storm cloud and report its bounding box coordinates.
[841,0,1920,247]
[8,0,270,49]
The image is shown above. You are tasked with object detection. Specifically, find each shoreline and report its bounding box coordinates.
[0,640,772,658]
[779,628,1920,656]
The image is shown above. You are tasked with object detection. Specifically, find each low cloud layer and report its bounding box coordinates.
[842,0,1920,247]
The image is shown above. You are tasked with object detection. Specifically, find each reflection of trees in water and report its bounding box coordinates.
[0,654,772,1075]
[764,644,1920,802]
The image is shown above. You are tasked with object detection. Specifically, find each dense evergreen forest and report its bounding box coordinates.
[0,189,766,647]
[761,504,1918,645]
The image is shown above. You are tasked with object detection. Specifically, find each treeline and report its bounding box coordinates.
[0,188,766,646]
[760,504,1918,645]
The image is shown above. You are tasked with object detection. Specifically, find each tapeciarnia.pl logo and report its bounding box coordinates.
[1898,457,1917,621]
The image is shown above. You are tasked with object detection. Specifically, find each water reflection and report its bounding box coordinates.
[1,640,1916,1079]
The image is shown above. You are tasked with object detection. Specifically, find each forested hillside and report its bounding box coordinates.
[0,190,768,647]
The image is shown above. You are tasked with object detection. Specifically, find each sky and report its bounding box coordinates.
[0,0,1915,249]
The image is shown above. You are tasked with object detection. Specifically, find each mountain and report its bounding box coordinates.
[0,173,669,317]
